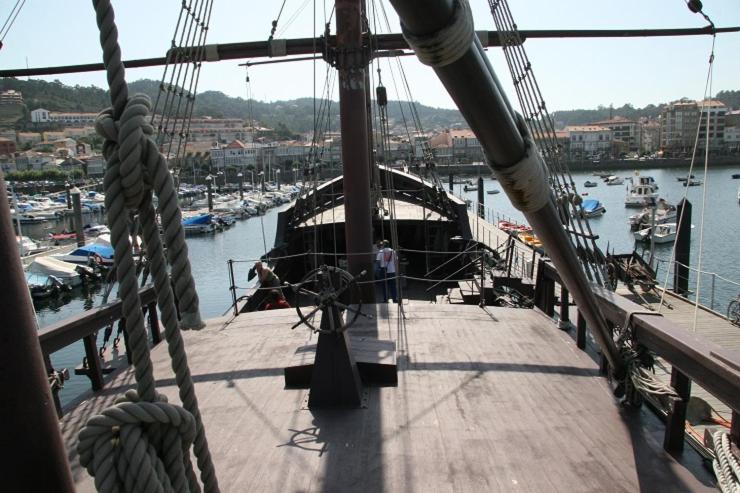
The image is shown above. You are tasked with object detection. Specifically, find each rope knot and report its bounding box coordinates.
[96,94,156,211]
[78,389,198,492]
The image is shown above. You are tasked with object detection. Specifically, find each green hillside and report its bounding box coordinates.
[2,78,738,133]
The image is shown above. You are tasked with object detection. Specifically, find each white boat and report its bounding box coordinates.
[628,199,677,230]
[625,174,659,207]
[55,243,115,266]
[605,175,624,185]
[83,224,110,236]
[16,235,42,256]
[27,257,84,287]
[633,222,678,244]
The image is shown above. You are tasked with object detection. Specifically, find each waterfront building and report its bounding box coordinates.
[82,154,106,177]
[210,139,262,169]
[640,119,661,155]
[564,125,613,160]
[590,116,641,153]
[429,129,482,163]
[13,151,54,171]
[660,99,726,156]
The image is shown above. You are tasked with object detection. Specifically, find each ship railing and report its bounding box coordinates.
[38,284,160,417]
[652,256,740,318]
[533,259,740,455]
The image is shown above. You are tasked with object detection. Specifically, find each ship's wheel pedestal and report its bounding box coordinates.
[307,306,363,408]
[284,266,397,408]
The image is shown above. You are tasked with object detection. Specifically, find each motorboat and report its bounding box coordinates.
[16,235,41,256]
[26,257,85,287]
[628,199,677,231]
[486,189,500,194]
[55,243,115,266]
[580,199,606,218]
[677,174,695,182]
[182,214,216,234]
[25,272,71,299]
[463,184,478,191]
[604,175,624,185]
[633,222,678,244]
[583,180,598,188]
[625,174,659,207]
[683,179,703,187]
[83,224,110,236]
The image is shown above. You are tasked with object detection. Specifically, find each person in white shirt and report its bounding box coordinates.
[375,240,398,302]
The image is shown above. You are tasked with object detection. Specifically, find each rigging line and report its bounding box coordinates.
[170,0,214,164]
[657,33,716,315]
[490,0,606,284]
[692,37,715,332]
[157,0,205,161]
[275,0,312,38]
[0,0,24,42]
[269,0,288,40]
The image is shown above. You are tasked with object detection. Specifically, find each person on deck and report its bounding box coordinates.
[253,261,280,289]
[265,289,291,310]
[376,240,398,303]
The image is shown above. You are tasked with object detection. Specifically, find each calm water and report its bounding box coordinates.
[30,165,740,407]
[458,165,740,311]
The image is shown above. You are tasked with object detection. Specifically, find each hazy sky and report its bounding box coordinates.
[1,0,739,111]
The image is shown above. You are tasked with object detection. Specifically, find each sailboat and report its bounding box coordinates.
[2,1,739,492]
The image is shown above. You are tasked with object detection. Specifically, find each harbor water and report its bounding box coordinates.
[26,165,740,408]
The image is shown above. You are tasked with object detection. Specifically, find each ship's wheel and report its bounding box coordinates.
[289,265,368,334]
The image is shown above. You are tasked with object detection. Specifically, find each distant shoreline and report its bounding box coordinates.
[435,157,740,176]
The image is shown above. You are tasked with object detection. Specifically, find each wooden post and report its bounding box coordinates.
[44,353,63,418]
[730,410,740,446]
[576,311,587,349]
[674,199,692,296]
[71,187,85,247]
[663,367,691,454]
[82,333,104,391]
[559,286,570,329]
[449,172,453,192]
[0,173,74,492]
[148,302,161,344]
[477,176,484,218]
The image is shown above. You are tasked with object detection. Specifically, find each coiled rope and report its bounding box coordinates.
[713,430,740,493]
[78,1,219,491]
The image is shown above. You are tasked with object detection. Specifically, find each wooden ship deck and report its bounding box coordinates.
[62,303,715,492]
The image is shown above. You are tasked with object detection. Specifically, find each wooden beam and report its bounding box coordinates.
[38,285,156,354]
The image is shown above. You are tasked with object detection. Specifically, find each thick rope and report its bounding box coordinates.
[78,1,219,492]
[713,431,740,493]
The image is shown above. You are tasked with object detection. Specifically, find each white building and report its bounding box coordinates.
[565,125,613,158]
[30,108,51,123]
[30,109,97,126]
[210,139,262,168]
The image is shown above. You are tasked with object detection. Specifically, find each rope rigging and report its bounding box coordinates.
[0,0,26,48]
[78,1,219,491]
[488,0,608,288]
[150,0,214,191]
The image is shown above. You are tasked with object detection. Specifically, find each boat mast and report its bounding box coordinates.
[336,0,374,293]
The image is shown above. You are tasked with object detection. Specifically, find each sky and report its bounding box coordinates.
[1,0,739,112]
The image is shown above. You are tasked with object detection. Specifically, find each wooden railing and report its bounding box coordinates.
[38,285,161,416]
[533,259,740,454]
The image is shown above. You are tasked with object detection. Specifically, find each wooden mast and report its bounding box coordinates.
[336,0,374,297]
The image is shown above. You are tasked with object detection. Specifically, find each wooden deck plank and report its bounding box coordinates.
[62,304,715,492]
